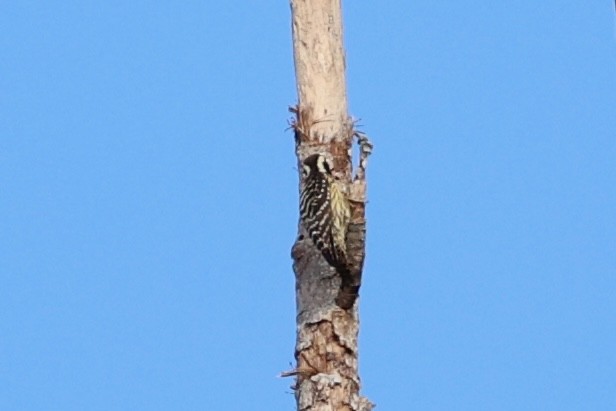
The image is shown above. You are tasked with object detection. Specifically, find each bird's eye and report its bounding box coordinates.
[322,160,331,174]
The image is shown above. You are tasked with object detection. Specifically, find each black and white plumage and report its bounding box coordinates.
[299,154,350,270]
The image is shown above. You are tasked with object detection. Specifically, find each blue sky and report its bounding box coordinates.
[1,2,615,410]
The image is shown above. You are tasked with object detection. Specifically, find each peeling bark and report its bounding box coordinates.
[287,1,373,410]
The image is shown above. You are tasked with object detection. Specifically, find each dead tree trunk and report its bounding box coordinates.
[286,1,373,410]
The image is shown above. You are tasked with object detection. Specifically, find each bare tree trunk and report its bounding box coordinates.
[286,1,373,410]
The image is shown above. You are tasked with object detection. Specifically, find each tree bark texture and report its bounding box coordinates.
[288,1,373,410]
